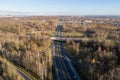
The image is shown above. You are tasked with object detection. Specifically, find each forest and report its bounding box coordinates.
[0,16,120,80]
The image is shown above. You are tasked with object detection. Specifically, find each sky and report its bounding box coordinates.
[0,0,120,15]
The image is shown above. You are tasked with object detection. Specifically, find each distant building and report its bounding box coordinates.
[84,20,92,23]
[14,18,18,20]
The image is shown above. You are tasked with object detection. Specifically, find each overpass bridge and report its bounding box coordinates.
[51,37,84,41]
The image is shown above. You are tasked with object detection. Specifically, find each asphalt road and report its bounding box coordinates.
[53,21,80,80]
[16,69,32,80]
[60,42,80,80]
[53,42,66,80]
[53,41,80,80]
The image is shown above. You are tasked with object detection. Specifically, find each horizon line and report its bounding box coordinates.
[0,10,120,16]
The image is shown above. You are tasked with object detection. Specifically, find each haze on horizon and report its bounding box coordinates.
[0,0,120,15]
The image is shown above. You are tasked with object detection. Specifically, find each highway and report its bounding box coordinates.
[53,19,80,80]
[53,41,66,80]
[53,41,80,80]
[60,42,80,80]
